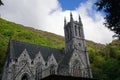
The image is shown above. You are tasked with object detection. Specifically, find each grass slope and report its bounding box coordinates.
[0,18,65,77]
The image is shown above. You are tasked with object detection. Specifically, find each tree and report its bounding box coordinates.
[0,0,3,6]
[95,0,120,39]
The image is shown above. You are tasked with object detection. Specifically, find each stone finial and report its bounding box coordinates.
[64,17,66,26]
[70,12,73,22]
[79,14,83,26]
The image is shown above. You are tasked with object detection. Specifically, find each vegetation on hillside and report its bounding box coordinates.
[0,18,120,80]
[0,18,65,77]
[90,39,120,80]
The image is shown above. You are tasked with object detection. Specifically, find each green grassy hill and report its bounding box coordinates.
[0,18,65,78]
[0,18,120,80]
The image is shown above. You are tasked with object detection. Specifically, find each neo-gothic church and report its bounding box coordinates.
[2,13,92,80]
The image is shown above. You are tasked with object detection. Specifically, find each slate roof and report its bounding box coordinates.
[59,50,73,66]
[9,40,65,63]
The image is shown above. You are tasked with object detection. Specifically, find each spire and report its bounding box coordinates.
[79,14,83,26]
[70,12,73,22]
[79,14,81,22]
[64,17,66,26]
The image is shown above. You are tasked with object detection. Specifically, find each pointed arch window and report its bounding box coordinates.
[50,65,56,75]
[71,60,81,77]
[75,25,78,36]
[69,27,72,39]
[36,63,42,80]
[78,43,81,47]
[78,27,81,37]
[67,28,69,40]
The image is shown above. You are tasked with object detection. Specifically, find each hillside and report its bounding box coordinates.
[0,18,120,80]
[0,18,64,78]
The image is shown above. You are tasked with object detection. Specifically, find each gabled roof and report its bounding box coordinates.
[9,40,65,63]
[59,50,74,68]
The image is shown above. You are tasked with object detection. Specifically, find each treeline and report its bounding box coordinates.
[88,40,120,80]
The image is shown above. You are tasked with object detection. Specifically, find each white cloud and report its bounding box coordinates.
[0,0,114,44]
[76,0,114,44]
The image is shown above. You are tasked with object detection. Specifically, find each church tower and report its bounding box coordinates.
[64,13,92,78]
[64,12,85,52]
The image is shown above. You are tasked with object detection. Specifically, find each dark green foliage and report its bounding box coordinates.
[90,40,120,80]
[95,0,120,39]
[102,58,120,80]
[0,18,120,80]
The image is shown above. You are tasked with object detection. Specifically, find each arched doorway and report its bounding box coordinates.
[21,73,29,80]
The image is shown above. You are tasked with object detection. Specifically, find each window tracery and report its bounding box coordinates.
[50,65,56,75]
[36,63,42,80]
[78,27,81,37]
[71,60,81,77]
[75,25,78,36]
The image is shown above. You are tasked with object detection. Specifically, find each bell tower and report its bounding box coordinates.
[64,12,85,53]
[64,13,92,78]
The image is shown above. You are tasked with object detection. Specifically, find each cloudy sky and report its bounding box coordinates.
[0,0,114,44]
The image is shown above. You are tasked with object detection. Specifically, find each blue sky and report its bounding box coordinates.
[58,0,103,21]
[0,0,114,44]
[58,0,87,10]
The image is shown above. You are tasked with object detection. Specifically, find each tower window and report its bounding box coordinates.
[78,27,81,37]
[75,26,77,36]
[67,28,70,40]
[31,61,33,64]
[78,43,81,47]
[67,27,72,40]
[69,29,71,40]
[66,32,68,41]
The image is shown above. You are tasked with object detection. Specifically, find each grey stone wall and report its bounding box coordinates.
[2,49,58,80]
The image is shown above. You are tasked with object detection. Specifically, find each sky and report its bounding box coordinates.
[0,0,114,44]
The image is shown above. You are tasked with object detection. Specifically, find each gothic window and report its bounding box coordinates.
[67,28,69,40]
[50,65,56,75]
[68,28,71,40]
[31,61,33,64]
[45,62,47,66]
[21,74,29,80]
[78,27,81,37]
[69,28,71,39]
[36,63,42,80]
[71,60,81,77]
[78,43,81,47]
[75,25,77,36]
[24,54,26,57]
[65,31,68,41]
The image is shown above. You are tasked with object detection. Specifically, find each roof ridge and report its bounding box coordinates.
[10,40,61,50]
[9,40,64,63]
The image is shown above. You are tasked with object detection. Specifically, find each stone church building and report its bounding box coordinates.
[2,13,92,80]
